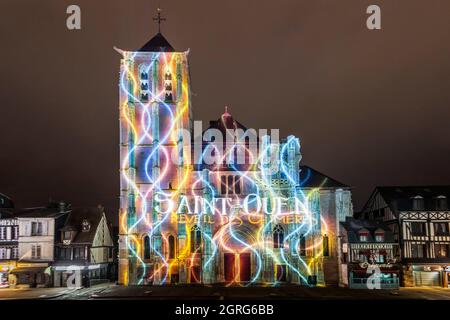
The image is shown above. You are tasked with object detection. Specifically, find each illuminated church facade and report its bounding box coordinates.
[116,23,353,286]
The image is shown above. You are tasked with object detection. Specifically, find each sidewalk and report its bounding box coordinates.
[0,287,78,300]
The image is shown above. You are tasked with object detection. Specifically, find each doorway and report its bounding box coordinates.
[224,253,251,283]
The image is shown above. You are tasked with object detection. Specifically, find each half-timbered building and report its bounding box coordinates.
[360,186,450,287]
[340,217,400,289]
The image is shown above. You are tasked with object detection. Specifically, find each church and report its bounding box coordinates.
[116,12,353,286]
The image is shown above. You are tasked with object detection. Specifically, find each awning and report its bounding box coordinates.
[10,267,47,274]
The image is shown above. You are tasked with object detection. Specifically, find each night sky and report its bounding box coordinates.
[1,1,449,224]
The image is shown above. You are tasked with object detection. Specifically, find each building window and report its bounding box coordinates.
[220,176,227,195]
[220,175,242,195]
[411,243,426,258]
[108,247,113,259]
[139,65,150,103]
[0,227,6,240]
[31,222,43,236]
[299,235,306,256]
[435,196,447,211]
[234,176,241,194]
[359,232,369,242]
[190,225,202,253]
[168,235,175,259]
[375,232,384,242]
[164,68,173,102]
[12,247,18,259]
[435,244,449,258]
[227,176,233,194]
[323,234,329,256]
[31,245,41,259]
[273,224,284,249]
[434,222,449,236]
[412,196,425,211]
[143,235,151,260]
[375,250,386,263]
[63,231,72,240]
[411,222,426,236]
[0,248,6,259]
[358,250,369,262]
[73,247,85,260]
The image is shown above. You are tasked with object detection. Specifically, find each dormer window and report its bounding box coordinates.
[82,219,91,232]
[359,231,369,242]
[435,195,447,211]
[375,231,385,242]
[63,231,72,241]
[412,195,425,210]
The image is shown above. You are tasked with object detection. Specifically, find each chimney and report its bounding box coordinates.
[59,201,66,213]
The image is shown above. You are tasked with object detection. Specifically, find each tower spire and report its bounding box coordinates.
[153,7,166,33]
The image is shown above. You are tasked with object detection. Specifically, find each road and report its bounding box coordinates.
[0,284,449,300]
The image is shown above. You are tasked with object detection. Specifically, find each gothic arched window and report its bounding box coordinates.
[143,235,151,259]
[168,235,175,259]
[299,235,306,256]
[139,64,150,102]
[190,225,202,253]
[273,224,284,249]
[227,176,234,194]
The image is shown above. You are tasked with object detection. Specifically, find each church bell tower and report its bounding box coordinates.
[116,8,193,285]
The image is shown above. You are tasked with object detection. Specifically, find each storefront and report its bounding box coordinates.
[444,266,450,287]
[348,263,400,289]
[409,265,444,287]
[53,264,110,287]
[0,262,16,288]
[10,263,51,288]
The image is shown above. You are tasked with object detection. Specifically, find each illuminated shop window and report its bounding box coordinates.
[190,225,202,253]
[435,243,450,258]
[273,224,284,249]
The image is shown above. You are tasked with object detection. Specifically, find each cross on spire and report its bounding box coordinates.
[153,7,166,33]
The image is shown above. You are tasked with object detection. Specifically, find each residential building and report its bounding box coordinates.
[10,201,71,287]
[360,186,450,287]
[340,217,400,289]
[0,193,18,287]
[53,206,115,287]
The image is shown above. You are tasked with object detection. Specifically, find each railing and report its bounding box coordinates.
[349,277,399,289]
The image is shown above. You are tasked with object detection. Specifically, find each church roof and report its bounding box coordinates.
[299,165,349,189]
[138,32,175,52]
[204,107,248,135]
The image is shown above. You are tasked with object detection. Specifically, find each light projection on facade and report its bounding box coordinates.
[116,33,352,286]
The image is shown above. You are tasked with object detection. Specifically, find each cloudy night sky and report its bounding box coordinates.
[1,0,449,223]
